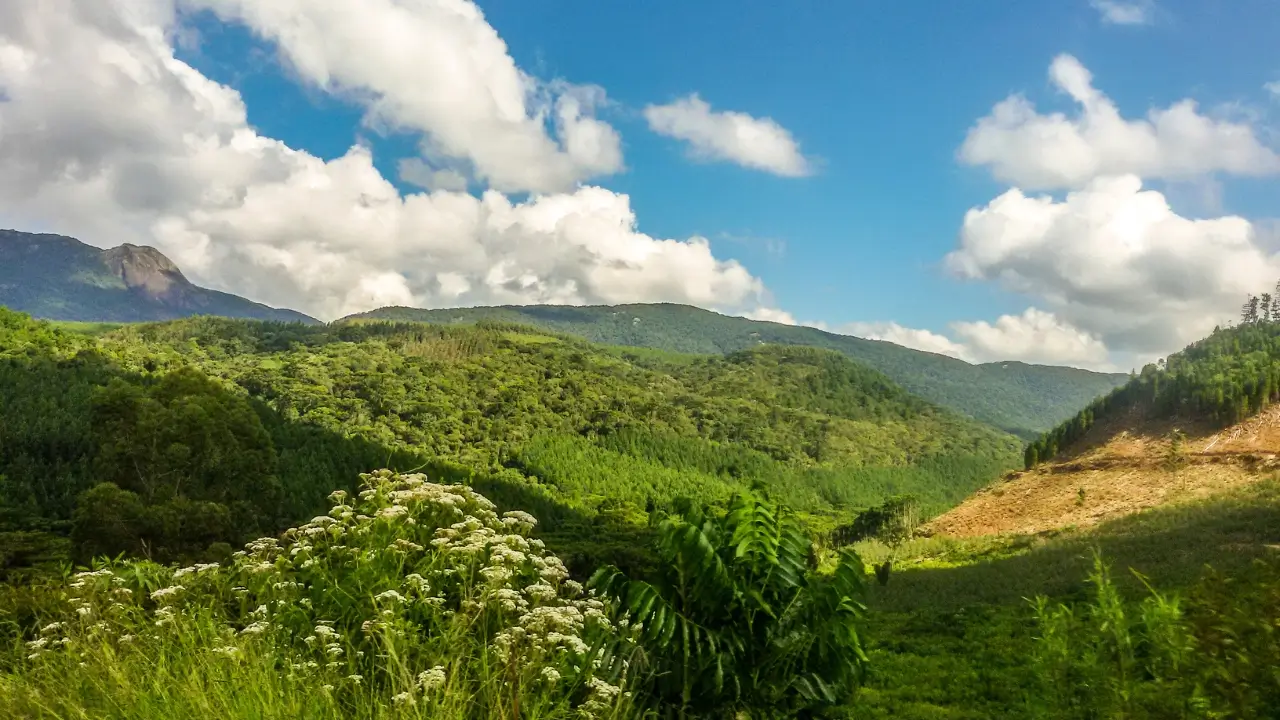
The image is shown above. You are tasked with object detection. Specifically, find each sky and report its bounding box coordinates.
[1,0,1278,372]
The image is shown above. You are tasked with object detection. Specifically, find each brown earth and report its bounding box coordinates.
[926,405,1280,538]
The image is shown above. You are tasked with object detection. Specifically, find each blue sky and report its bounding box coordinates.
[2,0,1278,370]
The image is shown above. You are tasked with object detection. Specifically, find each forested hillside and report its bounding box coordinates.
[1026,317,1280,467]
[0,309,1019,577]
[0,230,315,324]
[350,303,1128,438]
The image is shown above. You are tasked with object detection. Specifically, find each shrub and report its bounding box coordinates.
[1029,549,1280,719]
[590,493,869,717]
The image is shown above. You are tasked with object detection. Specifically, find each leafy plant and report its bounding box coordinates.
[589,493,869,717]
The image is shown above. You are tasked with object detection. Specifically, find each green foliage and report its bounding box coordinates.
[830,495,922,550]
[0,308,1020,572]
[351,303,1128,438]
[1028,320,1280,465]
[589,493,870,717]
[1030,550,1280,719]
[1163,429,1188,472]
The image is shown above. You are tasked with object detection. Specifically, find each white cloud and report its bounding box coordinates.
[959,54,1280,189]
[839,322,973,361]
[812,311,1115,370]
[397,159,468,192]
[946,175,1280,356]
[1267,81,1280,99]
[1089,0,1154,26]
[183,0,623,194]
[952,308,1111,368]
[644,94,812,177]
[741,307,798,325]
[0,0,781,321]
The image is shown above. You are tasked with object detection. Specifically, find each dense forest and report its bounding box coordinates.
[1025,311,1280,468]
[350,303,1128,439]
[0,309,1019,578]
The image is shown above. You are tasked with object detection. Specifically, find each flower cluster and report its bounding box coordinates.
[22,470,635,718]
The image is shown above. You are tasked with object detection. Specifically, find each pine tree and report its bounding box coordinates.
[1243,295,1260,324]
[1262,294,1273,324]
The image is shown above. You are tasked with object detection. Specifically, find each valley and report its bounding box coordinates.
[0,304,1277,718]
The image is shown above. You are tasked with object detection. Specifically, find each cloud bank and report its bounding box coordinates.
[0,0,781,321]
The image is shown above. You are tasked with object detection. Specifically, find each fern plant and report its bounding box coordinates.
[589,493,869,718]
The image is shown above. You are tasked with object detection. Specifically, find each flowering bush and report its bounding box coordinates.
[4,470,637,719]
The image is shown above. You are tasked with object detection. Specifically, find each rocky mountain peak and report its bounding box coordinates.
[101,243,188,300]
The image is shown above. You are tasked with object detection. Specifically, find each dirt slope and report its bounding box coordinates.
[927,405,1280,538]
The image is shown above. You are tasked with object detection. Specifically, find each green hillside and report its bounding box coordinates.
[3,307,1278,719]
[349,303,1128,438]
[1026,318,1280,467]
[0,308,1019,576]
[0,230,316,324]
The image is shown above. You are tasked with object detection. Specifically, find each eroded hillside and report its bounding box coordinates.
[927,405,1280,538]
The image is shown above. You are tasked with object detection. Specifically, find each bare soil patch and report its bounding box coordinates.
[926,407,1280,538]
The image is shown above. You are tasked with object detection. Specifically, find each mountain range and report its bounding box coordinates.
[0,229,1127,438]
[0,230,315,324]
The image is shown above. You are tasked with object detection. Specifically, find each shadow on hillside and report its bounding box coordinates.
[1,343,649,580]
[871,479,1280,611]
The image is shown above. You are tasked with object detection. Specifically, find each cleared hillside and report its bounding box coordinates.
[928,406,1280,538]
[346,303,1129,438]
[1025,320,1280,468]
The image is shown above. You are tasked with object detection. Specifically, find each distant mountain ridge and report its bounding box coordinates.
[346,303,1130,438]
[0,230,316,324]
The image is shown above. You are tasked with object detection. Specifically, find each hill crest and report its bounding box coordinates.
[346,303,1129,438]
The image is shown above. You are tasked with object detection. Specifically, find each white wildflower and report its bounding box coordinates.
[150,585,185,601]
[418,665,446,691]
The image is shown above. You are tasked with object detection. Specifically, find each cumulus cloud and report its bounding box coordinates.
[946,175,1280,356]
[741,307,798,325]
[0,0,780,321]
[1267,81,1280,99]
[183,0,623,194]
[951,308,1111,368]
[825,312,1115,370]
[1089,0,1154,25]
[959,54,1280,189]
[644,94,812,176]
[840,322,973,361]
[397,159,468,192]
